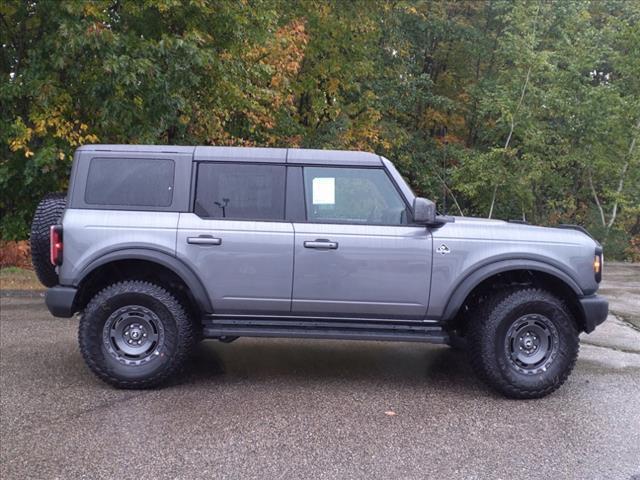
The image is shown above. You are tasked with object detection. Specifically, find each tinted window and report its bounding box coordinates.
[85,157,174,207]
[195,163,286,220]
[303,167,408,225]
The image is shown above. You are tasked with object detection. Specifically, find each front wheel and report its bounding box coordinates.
[467,288,579,399]
[78,281,196,388]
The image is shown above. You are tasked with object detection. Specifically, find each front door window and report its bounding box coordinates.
[303,167,409,225]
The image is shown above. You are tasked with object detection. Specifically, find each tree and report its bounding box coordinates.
[1,0,638,258]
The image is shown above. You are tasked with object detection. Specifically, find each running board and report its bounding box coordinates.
[202,317,449,344]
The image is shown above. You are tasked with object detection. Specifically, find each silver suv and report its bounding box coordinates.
[32,145,608,398]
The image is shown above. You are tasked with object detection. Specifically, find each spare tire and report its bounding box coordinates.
[30,193,67,287]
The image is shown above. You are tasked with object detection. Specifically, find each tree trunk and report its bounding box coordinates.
[488,3,539,219]
[588,170,606,227]
[606,117,640,235]
[488,185,498,219]
[434,172,465,216]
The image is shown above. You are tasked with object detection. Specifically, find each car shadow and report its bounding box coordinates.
[182,338,488,396]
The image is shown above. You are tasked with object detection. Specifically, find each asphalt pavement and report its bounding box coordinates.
[1,264,639,479]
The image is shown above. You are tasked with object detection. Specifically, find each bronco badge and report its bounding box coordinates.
[436,244,451,255]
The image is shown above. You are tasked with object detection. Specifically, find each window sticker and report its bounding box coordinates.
[312,177,335,205]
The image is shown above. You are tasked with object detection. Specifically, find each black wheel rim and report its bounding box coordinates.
[102,305,165,366]
[504,314,559,375]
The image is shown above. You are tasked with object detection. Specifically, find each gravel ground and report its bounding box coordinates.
[598,262,640,330]
[1,264,639,479]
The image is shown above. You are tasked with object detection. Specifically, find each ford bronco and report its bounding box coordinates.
[31,145,608,398]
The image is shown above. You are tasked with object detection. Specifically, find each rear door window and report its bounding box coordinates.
[85,157,175,207]
[195,163,286,220]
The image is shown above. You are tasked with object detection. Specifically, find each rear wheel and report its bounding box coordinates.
[30,193,67,287]
[467,288,579,399]
[78,281,196,388]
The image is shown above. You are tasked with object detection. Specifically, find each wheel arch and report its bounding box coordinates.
[74,249,213,315]
[442,259,585,329]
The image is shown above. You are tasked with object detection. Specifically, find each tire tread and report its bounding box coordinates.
[467,288,579,399]
[78,280,196,389]
[30,193,66,287]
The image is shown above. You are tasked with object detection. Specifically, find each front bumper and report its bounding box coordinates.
[579,294,609,333]
[45,286,78,318]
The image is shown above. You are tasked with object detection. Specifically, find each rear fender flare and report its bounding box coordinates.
[75,248,213,313]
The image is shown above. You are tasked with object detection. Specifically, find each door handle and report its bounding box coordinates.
[187,235,222,246]
[304,239,338,250]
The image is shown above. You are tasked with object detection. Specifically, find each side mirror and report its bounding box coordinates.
[413,197,436,225]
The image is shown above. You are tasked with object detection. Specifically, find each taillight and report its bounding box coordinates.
[50,225,63,266]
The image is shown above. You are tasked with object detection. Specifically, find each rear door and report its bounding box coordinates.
[177,162,293,314]
[292,166,432,319]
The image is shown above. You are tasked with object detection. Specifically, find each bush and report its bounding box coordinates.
[0,241,31,269]
[625,235,640,262]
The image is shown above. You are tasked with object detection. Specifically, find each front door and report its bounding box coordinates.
[292,166,432,319]
[177,162,293,314]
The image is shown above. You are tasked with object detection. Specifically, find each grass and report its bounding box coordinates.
[0,267,44,291]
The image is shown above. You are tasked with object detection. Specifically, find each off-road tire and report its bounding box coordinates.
[467,288,579,399]
[78,281,196,389]
[30,193,67,287]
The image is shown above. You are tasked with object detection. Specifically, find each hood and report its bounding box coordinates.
[433,216,597,248]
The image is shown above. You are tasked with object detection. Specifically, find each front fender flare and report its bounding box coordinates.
[441,259,583,321]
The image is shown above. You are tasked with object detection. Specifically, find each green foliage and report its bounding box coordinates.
[1,0,639,258]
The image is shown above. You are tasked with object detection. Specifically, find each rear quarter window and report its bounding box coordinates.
[85,157,175,207]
